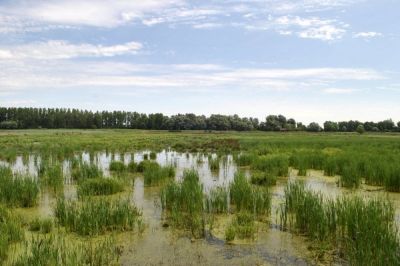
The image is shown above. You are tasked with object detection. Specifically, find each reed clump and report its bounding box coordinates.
[252,155,289,177]
[12,234,121,266]
[230,172,271,216]
[54,197,142,236]
[40,163,64,192]
[205,187,229,214]
[0,205,24,261]
[0,167,39,207]
[71,161,103,182]
[109,161,126,172]
[280,181,400,265]
[143,163,175,186]
[250,171,277,186]
[77,178,124,197]
[28,217,53,234]
[161,170,205,238]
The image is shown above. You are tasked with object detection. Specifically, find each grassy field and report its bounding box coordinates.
[0,129,399,265]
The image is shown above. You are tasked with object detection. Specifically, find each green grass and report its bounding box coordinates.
[71,161,103,182]
[28,217,53,234]
[12,234,120,266]
[230,172,271,216]
[40,162,64,192]
[206,187,229,214]
[252,154,289,177]
[109,160,126,172]
[0,167,39,207]
[280,181,400,265]
[250,171,277,186]
[208,156,220,171]
[54,197,142,236]
[0,205,24,261]
[77,178,125,197]
[143,163,175,186]
[161,169,205,238]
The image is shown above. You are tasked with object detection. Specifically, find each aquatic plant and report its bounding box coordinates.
[250,171,277,186]
[161,170,205,238]
[225,212,256,241]
[0,205,24,261]
[149,151,157,160]
[252,155,289,177]
[205,187,229,214]
[230,172,271,216]
[109,160,126,172]
[77,178,124,197]
[13,234,121,266]
[0,167,39,207]
[209,156,220,171]
[127,161,137,172]
[40,163,64,192]
[71,161,103,182]
[54,197,142,236]
[338,163,361,188]
[143,163,175,186]
[29,217,53,234]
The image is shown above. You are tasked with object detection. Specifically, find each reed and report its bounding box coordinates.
[77,178,124,197]
[230,172,271,216]
[205,187,229,214]
[209,157,220,171]
[40,163,64,192]
[54,197,142,236]
[225,212,256,241]
[12,234,121,266]
[143,163,175,186]
[109,160,126,172]
[338,163,361,188]
[71,161,103,182]
[0,167,39,207]
[29,217,53,234]
[0,205,24,261]
[161,170,205,238]
[250,171,277,186]
[149,151,157,160]
[252,155,289,177]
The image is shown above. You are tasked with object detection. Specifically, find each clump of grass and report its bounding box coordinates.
[77,178,124,197]
[149,152,157,160]
[161,170,205,238]
[209,156,220,171]
[225,212,256,241]
[252,155,289,177]
[143,163,175,186]
[71,161,103,182]
[29,217,53,234]
[0,167,39,207]
[143,154,149,160]
[54,197,142,236]
[109,161,126,172]
[230,172,271,216]
[136,160,159,173]
[384,165,400,192]
[338,163,361,188]
[280,181,400,265]
[127,161,137,172]
[0,205,24,261]
[205,187,229,214]
[235,153,256,167]
[40,163,64,192]
[250,171,277,186]
[13,234,121,266]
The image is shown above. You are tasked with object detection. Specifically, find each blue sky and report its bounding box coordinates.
[0,0,399,123]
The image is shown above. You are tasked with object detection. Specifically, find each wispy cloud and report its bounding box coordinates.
[354,31,383,39]
[0,41,142,60]
[323,88,360,94]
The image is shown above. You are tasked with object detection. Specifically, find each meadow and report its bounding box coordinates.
[0,129,399,265]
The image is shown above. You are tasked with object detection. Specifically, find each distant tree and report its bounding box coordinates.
[0,120,18,129]
[296,122,306,131]
[356,125,365,134]
[378,119,395,131]
[323,121,338,132]
[307,122,322,132]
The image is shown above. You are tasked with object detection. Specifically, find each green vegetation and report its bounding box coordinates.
[143,163,175,186]
[161,170,205,238]
[71,161,103,182]
[109,160,126,172]
[13,234,120,266]
[54,197,142,236]
[0,167,39,207]
[29,217,53,234]
[230,172,271,216]
[250,171,277,186]
[280,181,400,265]
[40,162,64,192]
[0,205,24,261]
[225,212,256,241]
[77,178,125,197]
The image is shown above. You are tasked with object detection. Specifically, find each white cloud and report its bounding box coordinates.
[0,41,142,60]
[298,25,346,41]
[354,31,383,39]
[323,88,359,94]
[193,23,222,29]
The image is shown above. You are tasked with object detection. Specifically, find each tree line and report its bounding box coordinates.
[0,107,399,133]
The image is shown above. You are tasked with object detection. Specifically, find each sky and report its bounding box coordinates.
[0,0,399,124]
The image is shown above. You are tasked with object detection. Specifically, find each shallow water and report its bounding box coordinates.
[2,150,400,265]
